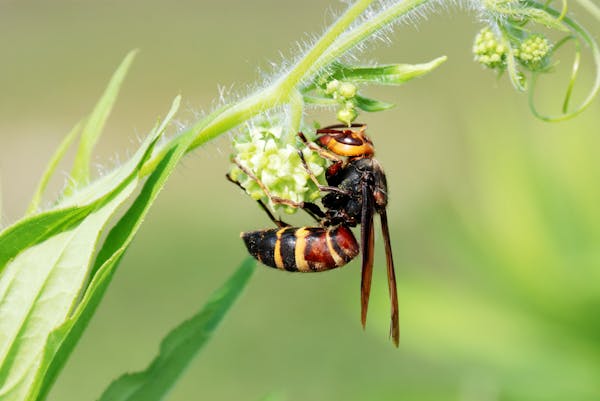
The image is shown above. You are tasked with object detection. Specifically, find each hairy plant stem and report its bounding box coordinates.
[305,0,431,79]
[276,0,374,95]
[287,89,305,139]
[139,0,434,177]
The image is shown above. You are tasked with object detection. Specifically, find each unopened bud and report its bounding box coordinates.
[338,82,357,99]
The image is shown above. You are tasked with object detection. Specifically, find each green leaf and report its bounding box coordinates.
[0,126,161,400]
[31,98,183,401]
[524,8,569,31]
[19,97,185,401]
[26,121,82,216]
[500,3,570,32]
[0,177,140,401]
[354,94,395,112]
[0,207,98,273]
[0,128,160,276]
[0,92,177,401]
[97,258,255,401]
[302,94,338,106]
[329,56,447,85]
[65,50,138,195]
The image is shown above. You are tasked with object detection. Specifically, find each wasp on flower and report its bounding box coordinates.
[228,122,399,346]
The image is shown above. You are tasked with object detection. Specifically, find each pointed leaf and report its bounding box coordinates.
[354,95,395,112]
[0,99,168,400]
[513,6,569,32]
[330,56,447,85]
[302,94,338,106]
[98,258,255,401]
[65,50,138,194]
[31,98,182,401]
[0,179,139,401]
[26,121,82,216]
[0,132,160,276]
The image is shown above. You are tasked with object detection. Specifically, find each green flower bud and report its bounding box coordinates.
[325,79,340,94]
[230,125,327,213]
[473,27,507,70]
[338,82,357,99]
[516,34,551,70]
[337,107,357,126]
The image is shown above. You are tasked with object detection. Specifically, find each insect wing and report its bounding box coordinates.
[360,178,375,328]
[380,208,399,347]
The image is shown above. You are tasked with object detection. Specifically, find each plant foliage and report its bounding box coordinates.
[0,0,598,400]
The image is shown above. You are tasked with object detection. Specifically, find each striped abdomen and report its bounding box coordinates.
[242,225,359,272]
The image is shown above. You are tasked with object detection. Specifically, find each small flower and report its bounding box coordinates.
[337,106,357,126]
[516,34,551,70]
[473,27,507,70]
[325,79,340,94]
[230,125,327,214]
[338,82,357,99]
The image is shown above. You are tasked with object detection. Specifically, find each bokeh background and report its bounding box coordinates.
[1,1,599,400]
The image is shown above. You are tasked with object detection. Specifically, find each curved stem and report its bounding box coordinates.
[139,0,436,177]
[187,0,377,153]
[305,0,431,80]
[562,37,581,113]
[526,0,600,121]
[190,0,434,146]
[275,0,375,93]
[187,90,278,150]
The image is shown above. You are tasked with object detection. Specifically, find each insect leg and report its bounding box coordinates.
[230,158,325,223]
[231,157,309,211]
[300,201,326,223]
[226,172,289,228]
[297,150,351,196]
[297,132,344,163]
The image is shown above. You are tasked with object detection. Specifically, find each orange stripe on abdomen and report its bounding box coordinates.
[301,228,336,271]
[242,226,358,273]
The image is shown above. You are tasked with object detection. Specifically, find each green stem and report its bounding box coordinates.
[275,0,375,94]
[526,0,600,121]
[287,89,304,141]
[187,91,278,150]
[182,0,378,154]
[305,0,431,79]
[560,36,581,113]
[139,0,435,177]
[138,105,226,177]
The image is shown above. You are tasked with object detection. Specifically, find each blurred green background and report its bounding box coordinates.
[1,1,599,400]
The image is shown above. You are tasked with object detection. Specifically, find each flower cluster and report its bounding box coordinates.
[514,34,551,70]
[473,27,508,69]
[473,27,551,72]
[325,79,359,125]
[229,125,327,214]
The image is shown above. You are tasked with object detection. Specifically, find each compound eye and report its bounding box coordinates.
[336,132,364,146]
[315,124,374,157]
[316,128,364,146]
